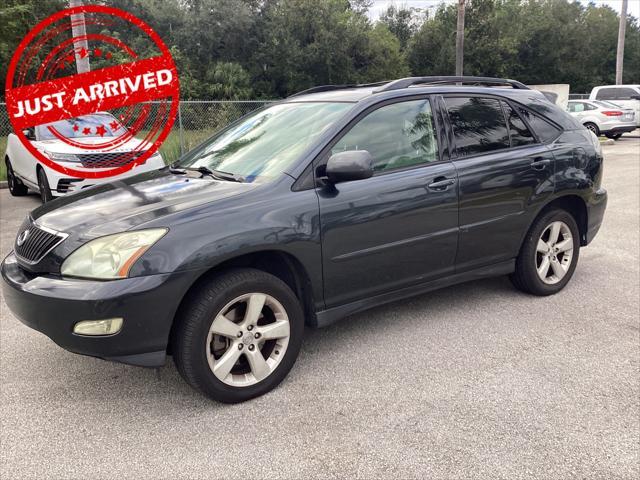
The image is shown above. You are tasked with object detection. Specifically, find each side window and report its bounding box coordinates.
[514,105,561,143]
[332,99,438,173]
[584,103,597,110]
[596,87,638,100]
[501,101,536,146]
[445,96,510,156]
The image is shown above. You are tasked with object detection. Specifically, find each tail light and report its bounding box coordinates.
[601,110,623,117]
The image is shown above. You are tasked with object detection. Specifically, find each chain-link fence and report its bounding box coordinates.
[0,100,274,169]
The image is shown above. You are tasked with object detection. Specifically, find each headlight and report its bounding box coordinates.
[45,151,82,162]
[61,228,167,279]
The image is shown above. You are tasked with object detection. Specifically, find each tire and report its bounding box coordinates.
[172,268,304,403]
[510,209,580,296]
[5,159,28,196]
[584,122,600,136]
[37,167,53,203]
[612,133,622,140]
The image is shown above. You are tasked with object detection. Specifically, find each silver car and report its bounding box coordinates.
[567,99,636,139]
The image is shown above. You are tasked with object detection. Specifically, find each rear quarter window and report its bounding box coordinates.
[515,106,562,143]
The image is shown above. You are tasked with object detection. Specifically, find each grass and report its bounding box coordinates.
[0,130,215,181]
[0,137,6,181]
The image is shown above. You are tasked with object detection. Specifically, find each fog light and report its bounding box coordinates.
[73,318,123,336]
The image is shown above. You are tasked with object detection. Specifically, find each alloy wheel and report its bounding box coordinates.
[206,293,291,387]
[536,221,574,285]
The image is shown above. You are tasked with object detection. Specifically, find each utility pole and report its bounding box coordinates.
[69,0,90,74]
[616,0,627,84]
[455,0,465,76]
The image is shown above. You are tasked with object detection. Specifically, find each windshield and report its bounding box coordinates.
[36,113,125,140]
[178,102,352,182]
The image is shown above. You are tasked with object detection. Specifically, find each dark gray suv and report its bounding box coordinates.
[1,76,608,403]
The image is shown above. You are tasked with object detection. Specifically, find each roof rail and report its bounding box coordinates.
[288,81,390,98]
[374,76,530,93]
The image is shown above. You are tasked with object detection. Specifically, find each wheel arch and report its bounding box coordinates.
[526,195,589,248]
[167,249,317,353]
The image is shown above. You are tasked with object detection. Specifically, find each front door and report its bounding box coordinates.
[316,98,459,308]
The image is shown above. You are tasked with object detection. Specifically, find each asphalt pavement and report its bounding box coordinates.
[1,136,639,479]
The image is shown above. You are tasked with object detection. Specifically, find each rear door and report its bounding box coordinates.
[316,97,459,308]
[442,95,557,272]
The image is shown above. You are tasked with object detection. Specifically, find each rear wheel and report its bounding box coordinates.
[37,167,53,203]
[605,133,622,140]
[510,209,580,296]
[5,159,28,196]
[584,122,600,136]
[172,268,304,403]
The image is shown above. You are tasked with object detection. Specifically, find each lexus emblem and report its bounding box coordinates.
[17,229,30,247]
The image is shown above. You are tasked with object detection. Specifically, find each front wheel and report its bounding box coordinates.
[510,209,580,296]
[5,159,28,196]
[37,168,53,203]
[172,269,304,403]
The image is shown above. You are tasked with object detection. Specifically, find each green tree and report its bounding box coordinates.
[379,4,423,51]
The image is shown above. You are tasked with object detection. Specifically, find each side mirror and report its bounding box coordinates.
[325,150,374,184]
[22,128,35,140]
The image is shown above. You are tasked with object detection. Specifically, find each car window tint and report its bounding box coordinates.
[332,99,438,172]
[502,101,536,146]
[596,87,638,100]
[515,106,561,143]
[445,97,510,156]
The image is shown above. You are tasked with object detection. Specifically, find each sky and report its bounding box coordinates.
[368,0,640,19]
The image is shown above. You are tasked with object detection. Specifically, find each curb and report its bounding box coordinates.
[0,181,7,189]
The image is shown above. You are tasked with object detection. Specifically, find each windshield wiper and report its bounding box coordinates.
[170,164,245,183]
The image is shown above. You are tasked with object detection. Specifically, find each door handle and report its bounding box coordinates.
[531,157,551,170]
[428,177,456,190]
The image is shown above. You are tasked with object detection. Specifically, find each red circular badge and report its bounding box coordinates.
[5,5,179,178]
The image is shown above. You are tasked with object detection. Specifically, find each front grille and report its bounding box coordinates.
[14,220,67,264]
[78,151,147,168]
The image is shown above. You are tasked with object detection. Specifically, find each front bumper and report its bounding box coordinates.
[585,187,608,245]
[46,155,166,197]
[1,253,195,367]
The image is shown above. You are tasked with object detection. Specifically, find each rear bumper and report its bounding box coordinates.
[1,252,195,367]
[603,125,636,135]
[585,187,607,245]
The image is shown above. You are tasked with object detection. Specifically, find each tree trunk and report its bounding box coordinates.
[616,0,628,85]
[456,0,465,76]
[69,0,91,74]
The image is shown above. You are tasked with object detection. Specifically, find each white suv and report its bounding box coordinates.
[4,112,166,203]
[589,85,640,127]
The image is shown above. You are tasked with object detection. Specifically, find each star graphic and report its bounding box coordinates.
[109,121,119,131]
[94,48,102,57]
[82,127,91,135]
[78,47,88,58]
[95,125,107,137]
[72,124,79,132]
[105,52,112,60]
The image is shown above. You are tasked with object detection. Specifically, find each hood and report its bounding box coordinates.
[31,169,259,237]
